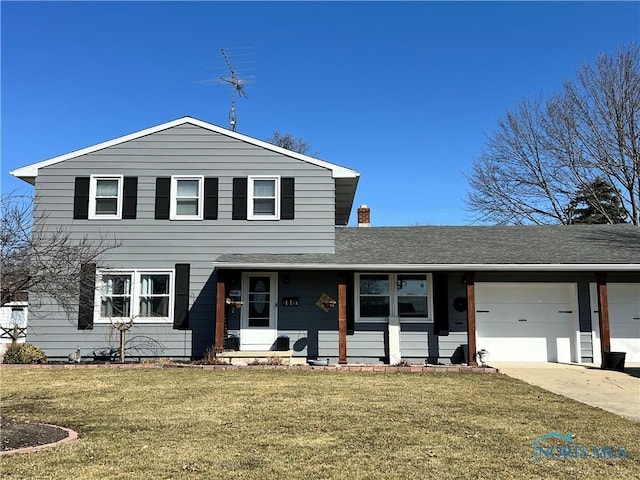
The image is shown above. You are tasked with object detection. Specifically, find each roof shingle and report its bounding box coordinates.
[213,224,640,270]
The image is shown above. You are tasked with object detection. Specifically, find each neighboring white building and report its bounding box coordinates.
[0,301,28,359]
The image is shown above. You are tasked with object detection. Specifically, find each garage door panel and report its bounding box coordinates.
[607,284,640,305]
[476,283,577,363]
[477,284,576,305]
[610,306,640,338]
[611,339,640,360]
[590,283,640,363]
[477,337,571,362]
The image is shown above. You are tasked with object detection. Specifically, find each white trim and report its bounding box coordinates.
[213,262,640,272]
[589,282,603,365]
[94,268,174,324]
[170,175,204,220]
[10,117,360,182]
[354,273,433,324]
[248,175,280,220]
[88,175,123,220]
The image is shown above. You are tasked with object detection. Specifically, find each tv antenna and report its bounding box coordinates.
[220,48,248,131]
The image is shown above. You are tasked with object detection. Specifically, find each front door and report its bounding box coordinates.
[240,273,278,350]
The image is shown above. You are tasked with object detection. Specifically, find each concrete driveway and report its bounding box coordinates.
[490,362,640,422]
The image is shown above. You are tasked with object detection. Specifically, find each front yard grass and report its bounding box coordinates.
[1,368,638,479]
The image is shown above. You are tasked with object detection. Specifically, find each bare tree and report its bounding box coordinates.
[268,131,315,155]
[1,192,120,314]
[467,43,640,225]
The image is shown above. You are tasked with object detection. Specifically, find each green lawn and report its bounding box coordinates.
[1,367,638,479]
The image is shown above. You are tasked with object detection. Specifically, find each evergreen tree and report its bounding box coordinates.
[568,178,629,224]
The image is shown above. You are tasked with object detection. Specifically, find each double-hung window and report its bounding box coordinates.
[358,274,391,317]
[396,274,429,318]
[139,274,171,318]
[100,274,132,318]
[89,175,123,219]
[170,176,203,220]
[96,269,173,323]
[248,176,280,220]
[356,273,432,322]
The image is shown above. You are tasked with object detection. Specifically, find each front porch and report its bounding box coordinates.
[210,268,622,367]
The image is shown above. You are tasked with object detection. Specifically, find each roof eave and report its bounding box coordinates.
[10,116,361,181]
[211,262,640,272]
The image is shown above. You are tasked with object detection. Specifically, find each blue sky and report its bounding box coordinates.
[2,1,638,225]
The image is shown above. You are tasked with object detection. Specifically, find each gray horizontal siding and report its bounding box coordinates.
[437,332,468,364]
[27,259,215,359]
[400,330,428,360]
[319,330,385,360]
[276,271,339,359]
[35,123,337,256]
[278,330,310,358]
[26,300,194,360]
[28,124,339,359]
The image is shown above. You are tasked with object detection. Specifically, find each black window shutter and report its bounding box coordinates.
[281,177,295,220]
[232,178,247,220]
[122,177,138,219]
[433,273,449,336]
[73,177,90,219]
[203,178,219,220]
[173,263,190,330]
[346,272,355,335]
[155,177,170,220]
[78,263,96,330]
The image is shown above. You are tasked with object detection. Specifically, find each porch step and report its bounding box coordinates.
[217,350,306,366]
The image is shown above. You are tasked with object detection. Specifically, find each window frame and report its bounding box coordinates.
[355,273,433,323]
[170,175,204,220]
[247,175,280,220]
[94,268,175,324]
[89,175,124,220]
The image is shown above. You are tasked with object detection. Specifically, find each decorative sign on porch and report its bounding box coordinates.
[316,293,337,312]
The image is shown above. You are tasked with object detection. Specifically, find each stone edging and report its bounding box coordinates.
[0,424,79,456]
[0,363,499,373]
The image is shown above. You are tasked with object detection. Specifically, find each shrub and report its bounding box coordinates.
[192,346,228,365]
[393,359,412,367]
[3,343,48,364]
[250,356,284,366]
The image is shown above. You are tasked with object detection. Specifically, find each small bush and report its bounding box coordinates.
[3,343,47,364]
[193,347,228,365]
[250,356,284,366]
[393,359,412,367]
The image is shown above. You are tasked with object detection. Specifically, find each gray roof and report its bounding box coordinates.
[213,224,640,271]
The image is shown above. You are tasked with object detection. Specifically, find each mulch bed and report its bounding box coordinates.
[1,418,70,452]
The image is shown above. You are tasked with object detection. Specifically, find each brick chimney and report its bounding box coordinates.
[357,204,371,227]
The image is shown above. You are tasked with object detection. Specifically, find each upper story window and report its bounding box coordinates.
[170,176,203,220]
[89,175,123,219]
[95,269,174,323]
[355,273,432,323]
[248,176,280,220]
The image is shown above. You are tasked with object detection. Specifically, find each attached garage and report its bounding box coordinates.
[475,283,579,362]
[591,283,640,363]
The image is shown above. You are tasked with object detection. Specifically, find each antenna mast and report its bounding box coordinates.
[220,48,248,131]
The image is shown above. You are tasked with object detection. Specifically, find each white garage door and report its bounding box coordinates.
[591,283,640,363]
[476,283,578,362]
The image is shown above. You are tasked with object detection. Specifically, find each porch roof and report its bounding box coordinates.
[212,224,640,272]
